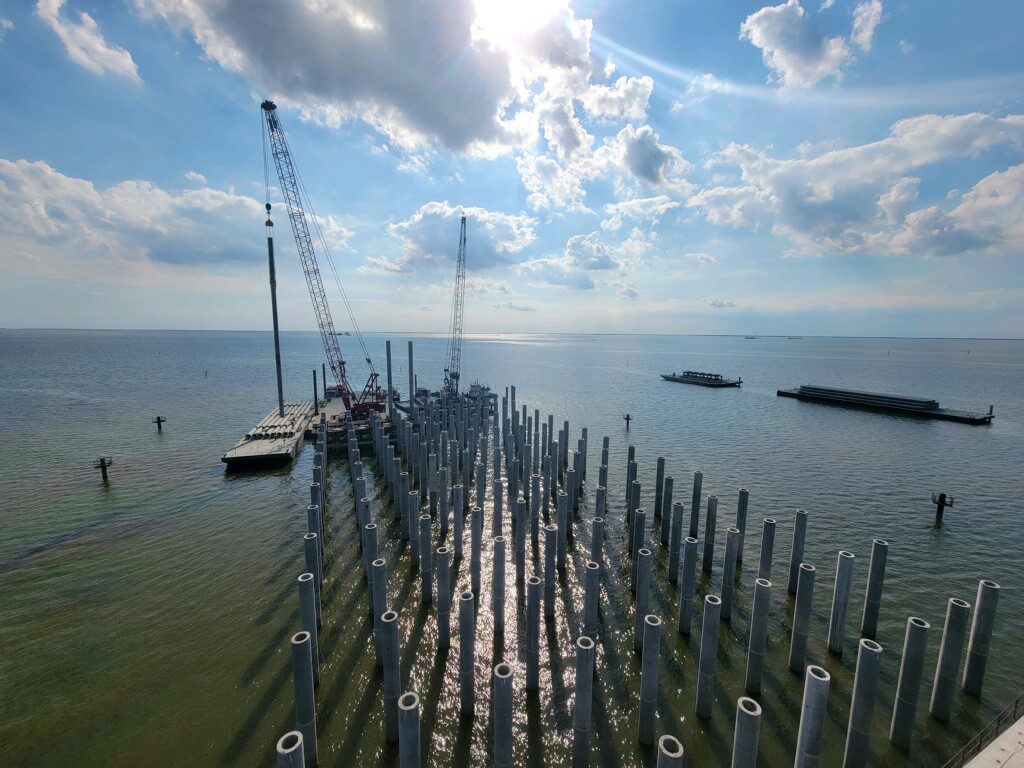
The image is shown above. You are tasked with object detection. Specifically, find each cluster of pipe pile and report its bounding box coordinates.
[273,343,1000,768]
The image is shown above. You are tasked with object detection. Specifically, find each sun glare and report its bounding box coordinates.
[472,0,566,48]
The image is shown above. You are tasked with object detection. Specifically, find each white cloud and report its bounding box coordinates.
[135,0,517,150]
[465,276,513,296]
[382,201,536,272]
[587,124,694,194]
[516,153,588,212]
[703,297,737,308]
[37,0,140,82]
[185,170,207,185]
[565,232,618,270]
[601,195,680,231]
[616,282,639,299]
[670,73,727,111]
[739,0,853,88]
[0,158,263,283]
[898,39,913,55]
[581,75,654,121]
[851,0,882,51]
[0,16,13,41]
[417,305,433,312]
[690,113,1024,256]
[516,256,596,290]
[685,252,718,264]
[494,301,536,312]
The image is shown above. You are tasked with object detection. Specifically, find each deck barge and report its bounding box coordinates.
[777,384,994,424]
[662,371,742,388]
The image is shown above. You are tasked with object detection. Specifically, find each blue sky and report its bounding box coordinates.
[0,0,1022,337]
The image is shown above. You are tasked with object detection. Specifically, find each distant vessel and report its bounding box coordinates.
[777,385,994,425]
[744,334,761,340]
[662,371,742,388]
[221,401,316,469]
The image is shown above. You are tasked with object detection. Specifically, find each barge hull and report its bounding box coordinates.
[777,388,993,425]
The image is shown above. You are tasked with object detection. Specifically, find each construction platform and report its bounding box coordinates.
[777,385,994,424]
[662,371,742,388]
[964,710,1024,767]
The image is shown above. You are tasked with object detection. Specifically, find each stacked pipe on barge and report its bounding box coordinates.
[778,384,994,424]
[266,344,1004,768]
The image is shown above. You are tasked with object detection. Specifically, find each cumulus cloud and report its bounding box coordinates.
[616,281,639,299]
[581,75,654,121]
[37,0,140,81]
[185,170,207,185]
[601,195,680,231]
[851,0,883,51]
[690,113,1024,255]
[587,124,694,194]
[0,158,264,282]
[565,232,618,269]
[134,0,517,150]
[739,0,870,88]
[382,201,536,272]
[516,153,588,212]
[703,297,737,308]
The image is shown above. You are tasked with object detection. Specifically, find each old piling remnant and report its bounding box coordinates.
[398,692,421,768]
[697,594,722,717]
[584,560,601,638]
[735,488,749,565]
[493,536,506,639]
[382,610,401,742]
[828,550,855,655]
[372,558,387,664]
[678,536,698,636]
[789,563,816,673]
[843,638,883,768]
[275,731,305,768]
[745,578,772,695]
[459,591,476,716]
[758,517,775,581]
[722,527,740,621]
[526,575,542,690]
[634,548,653,653]
[963,579,1000,697]
[732,696,762,768]
[657,735,685,768]
[297,573,320,686]
[290,631,318,766]
[890,616,930,751]
[689,470,703,537]
[861,539,888,638]
[493,663,514,768]
[795,665,831,768]
[573,635,596,768]
[788,509,808,595]
[639,614,662,745]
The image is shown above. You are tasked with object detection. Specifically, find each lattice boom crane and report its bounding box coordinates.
[261,100,384,414]
[444,215,467,397]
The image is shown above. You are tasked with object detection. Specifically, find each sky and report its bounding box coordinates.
[0,0,1022,337]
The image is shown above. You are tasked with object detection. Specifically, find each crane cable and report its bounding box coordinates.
[291,161,376,377]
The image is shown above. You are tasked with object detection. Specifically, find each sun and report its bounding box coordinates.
[471,0,567,49]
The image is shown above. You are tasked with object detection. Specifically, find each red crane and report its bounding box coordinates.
[261,100,384,415]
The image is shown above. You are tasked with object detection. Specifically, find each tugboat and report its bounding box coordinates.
[661,371,742,388]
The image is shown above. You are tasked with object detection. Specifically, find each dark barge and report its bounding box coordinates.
[662,371,742,388]
[776,384,994,424]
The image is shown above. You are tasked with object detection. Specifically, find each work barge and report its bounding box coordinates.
[269,340,1006,768]
[777,384,995,425]
[662,370,742,388]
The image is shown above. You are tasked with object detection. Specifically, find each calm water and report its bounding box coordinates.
[1,330,1021,767]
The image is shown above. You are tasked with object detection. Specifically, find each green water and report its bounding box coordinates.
[1,330,1021,767]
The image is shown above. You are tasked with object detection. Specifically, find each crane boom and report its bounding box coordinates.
[444,215,467,396]
[261,100,383,412]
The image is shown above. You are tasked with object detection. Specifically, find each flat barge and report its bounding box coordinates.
[777,384,994,424]
[662,371,742,388]
[222,401,317,470]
